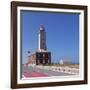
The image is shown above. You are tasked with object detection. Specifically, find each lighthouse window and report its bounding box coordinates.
[38,53,43,58]
[45,53,48,58]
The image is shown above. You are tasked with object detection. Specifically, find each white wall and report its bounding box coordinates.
[0,0,89,90]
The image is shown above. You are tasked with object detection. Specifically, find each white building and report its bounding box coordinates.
[60,59,72,65]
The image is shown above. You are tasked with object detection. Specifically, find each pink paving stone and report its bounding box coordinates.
[23,71,48,77]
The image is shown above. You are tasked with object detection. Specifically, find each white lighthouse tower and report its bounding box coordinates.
[38,25,47,51]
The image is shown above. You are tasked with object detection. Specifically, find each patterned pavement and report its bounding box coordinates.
[22,65,72,78]
[23,71,48,77]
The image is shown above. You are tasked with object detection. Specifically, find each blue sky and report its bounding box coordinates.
[21,10,79,64]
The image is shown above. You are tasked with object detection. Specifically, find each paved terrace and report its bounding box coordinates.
[22,65,79,78]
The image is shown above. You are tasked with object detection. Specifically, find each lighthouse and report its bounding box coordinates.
[36,25,51,65]
[38,25,47,51]
[27,25,51,65]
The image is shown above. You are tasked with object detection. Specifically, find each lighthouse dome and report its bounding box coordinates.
[40,25,45,31]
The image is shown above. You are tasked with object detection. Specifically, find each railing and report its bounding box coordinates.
[33,65,79,75]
